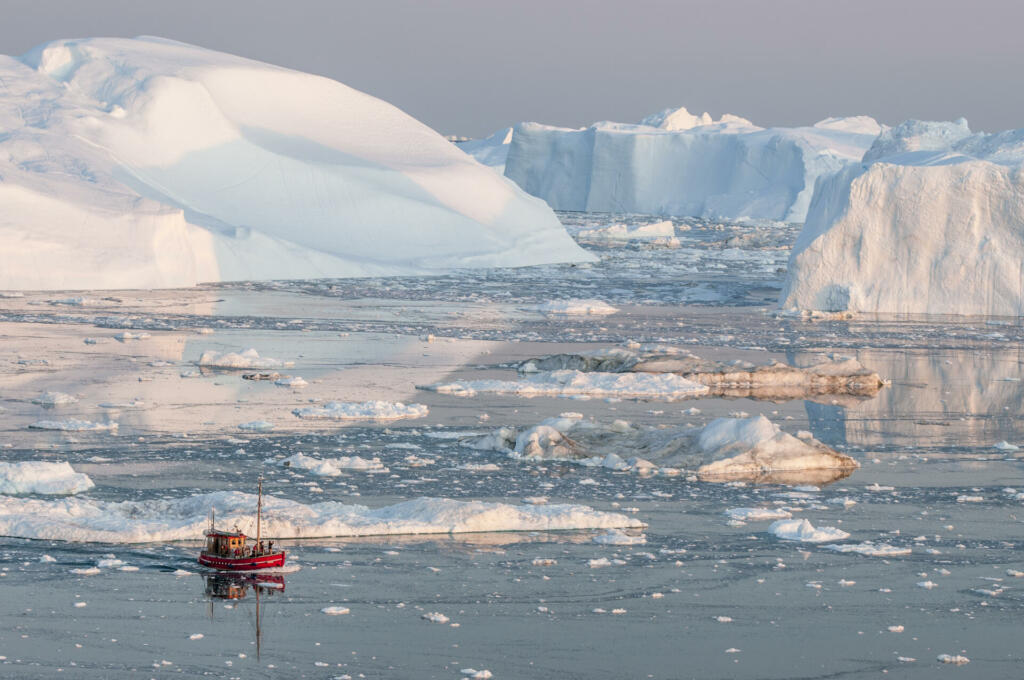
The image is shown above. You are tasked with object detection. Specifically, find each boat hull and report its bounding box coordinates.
[198,551,286,571]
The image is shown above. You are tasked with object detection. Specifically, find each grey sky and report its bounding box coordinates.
[3,0,1022,137]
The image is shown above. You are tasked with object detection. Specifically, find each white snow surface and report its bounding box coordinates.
[0,492,643,542]
[504,110,882,221]
[455,127,513,173]
[423,370,710,400]
[0,37,591,291]
[782,118,1024,315]
[0,462,95,496]
[292,401,429,421]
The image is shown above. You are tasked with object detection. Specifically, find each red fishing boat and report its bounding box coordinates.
[198,477,286,571]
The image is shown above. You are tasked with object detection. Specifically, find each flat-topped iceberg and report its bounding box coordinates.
[0,492,643,542]
[503,107,882,221]
[782,118,1024,315]
[0,37,591,291]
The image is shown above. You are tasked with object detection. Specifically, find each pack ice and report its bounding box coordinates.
[782,119,1024,315]
[0,37,591,291]
[501,107,882,221]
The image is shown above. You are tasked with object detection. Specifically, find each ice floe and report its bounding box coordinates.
[31,391,78,406]
[517,347,883,401]
[0,461,94,495]
[577,220,678,247]
[29,419,118,432]
[825,542,911,557]
[198,349,292,369]
[768,518,850,543]
[528,299,620,316]
[422,370,709,401]
[0,492,643,542]
[469,413,857,485]
[292,401,428,421]
[275,452,388,475]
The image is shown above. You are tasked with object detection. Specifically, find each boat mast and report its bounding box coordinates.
[255,477,262,548]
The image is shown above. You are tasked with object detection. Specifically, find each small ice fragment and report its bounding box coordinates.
[460,669,493,679]
[189,633,204,640]
[917,580,938,589]
[715,616,732,622]
[994,441,1019,451]
[321,606,350,615]
[937,654,969,665]
[74,601,87,608]
[887,625,904,632]
[421,612,449,623]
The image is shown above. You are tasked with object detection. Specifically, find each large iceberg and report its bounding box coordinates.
[502,107,882,221]
[781,119,1024,316]
[0,37,591,291]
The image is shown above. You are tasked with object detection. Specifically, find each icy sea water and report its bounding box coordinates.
[0,212,1022,679]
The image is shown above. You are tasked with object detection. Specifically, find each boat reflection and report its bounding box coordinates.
[203,572,285,660]
[204,572,286,600]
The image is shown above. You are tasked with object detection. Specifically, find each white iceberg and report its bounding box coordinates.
[504,109,882,221]
[454,127,513,173]
[0,37,591,291]
[0,461,94,495]
[0,492,644,542]
[292,401,428,421]
[782,118,1024,315]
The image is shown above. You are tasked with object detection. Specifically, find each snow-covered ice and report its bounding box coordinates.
[528,299,620,316]
[0,37,591,290]
[29,419,118,432]
[0,461,94,495]
[0,492,643,542]
[422,369,710,400]
[768,518,850,543]
[276,452,388,475]
[504,109,881,221]
[198,349,292,369]
[31,391,78,406]
[292,401,429,421]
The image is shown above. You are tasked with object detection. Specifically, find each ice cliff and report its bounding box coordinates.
[501,106,881,221]
[781,119,1024,316]
[0,37,591,291]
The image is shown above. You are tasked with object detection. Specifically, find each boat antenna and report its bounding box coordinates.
[255,476,263,548]
[210,507,215,532]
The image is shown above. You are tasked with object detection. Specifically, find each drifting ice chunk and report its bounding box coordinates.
[696,416,859,483]
[528,299,620,316]
[198,349,291,369]
[0,461,94,495]
[422,370,710,401]
[292,401,428,421]
[31,392,78,406]
[277,452,388,475]
[29,419,117,432]
[769,518,850,543]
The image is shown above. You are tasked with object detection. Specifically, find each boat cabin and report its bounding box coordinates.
[205,529,247,556]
